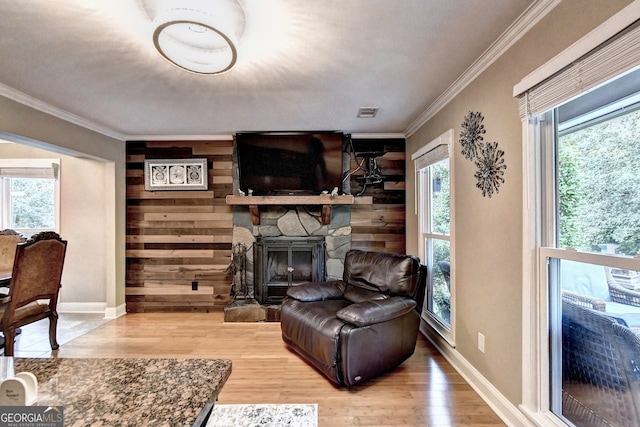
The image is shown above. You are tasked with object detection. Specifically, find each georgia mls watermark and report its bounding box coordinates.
[0,406,63,427]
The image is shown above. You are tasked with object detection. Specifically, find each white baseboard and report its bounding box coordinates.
[57,302,126,319]
[419,321,532,427]
[57,302,106,313]
[104,304,126,319]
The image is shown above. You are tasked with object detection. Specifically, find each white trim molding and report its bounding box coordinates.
[0,83,126,142]
[420,320,532,426]
[58,302,126,319]
[518,4,640,425]
[350,133,407,140]
[126,134,235,141]
[0,1,561,143]
[404,0,561,137]
[513,0,640,97]
[104,304,127,319]
[414,129,456,346]
[57,302,107,314]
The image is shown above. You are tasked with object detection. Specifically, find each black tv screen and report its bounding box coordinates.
[236,132,347,196]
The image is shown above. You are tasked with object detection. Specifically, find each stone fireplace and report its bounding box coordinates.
[254,236,325,304]
[227,139,353,307]
[230,204,351,304]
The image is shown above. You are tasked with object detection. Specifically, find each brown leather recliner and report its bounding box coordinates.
[280,249,426,387]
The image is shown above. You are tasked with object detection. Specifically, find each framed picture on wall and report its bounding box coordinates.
[144,158,208,191]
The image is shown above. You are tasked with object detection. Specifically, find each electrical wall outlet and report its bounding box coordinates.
[192,281,198,291]
[478,332,485,353]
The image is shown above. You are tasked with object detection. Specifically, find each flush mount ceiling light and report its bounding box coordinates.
[152,4,244,75]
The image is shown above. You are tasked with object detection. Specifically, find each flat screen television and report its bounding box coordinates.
[236,132,348,196]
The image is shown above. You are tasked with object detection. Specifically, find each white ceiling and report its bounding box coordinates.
[0,0,537,140]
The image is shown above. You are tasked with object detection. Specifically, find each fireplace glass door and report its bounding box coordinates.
[254,237,325,304]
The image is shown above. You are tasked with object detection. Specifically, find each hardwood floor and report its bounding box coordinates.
[5,312,109,357]
[10,312,505,426]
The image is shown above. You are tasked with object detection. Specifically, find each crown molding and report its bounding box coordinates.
[126,133,407,141]
[351,133,406,139]
[403,0,561,137]
[125,134,235,141]
[513,0,640,97]
[0,83,127,142]
[0,0,560,143]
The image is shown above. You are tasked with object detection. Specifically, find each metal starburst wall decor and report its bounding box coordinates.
[459,111,486,160]
[459,111,507,197]
[474,142,507,197]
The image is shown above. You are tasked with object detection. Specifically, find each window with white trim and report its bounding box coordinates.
[413,130,454,343]
[541,80,640,426]
[0,159,60,236]
[516,8,640,426]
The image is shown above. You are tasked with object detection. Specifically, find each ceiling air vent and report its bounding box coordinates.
[357,107,379,118]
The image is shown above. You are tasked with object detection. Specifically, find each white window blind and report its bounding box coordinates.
[0,160,60,180]
[515,17,640,119]
[0,164,59,180]
[411,129,453,215]
[412,129,452,171]
[413,144,449,171]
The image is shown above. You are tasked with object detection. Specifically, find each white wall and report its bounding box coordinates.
[0,142,108,311]
[0,95,125,317]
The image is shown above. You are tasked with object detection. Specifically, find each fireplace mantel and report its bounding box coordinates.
[225,194,355,225]
[225,194,354,205]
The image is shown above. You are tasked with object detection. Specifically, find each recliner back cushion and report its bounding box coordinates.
[343,250,420,297]
[343,285,389,303]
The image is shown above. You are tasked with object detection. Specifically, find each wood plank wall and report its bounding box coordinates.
[350,138,407,254]
[125,139,235,313]
[125,137,406,313]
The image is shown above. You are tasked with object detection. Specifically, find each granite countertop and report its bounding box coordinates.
[14,358,232,427]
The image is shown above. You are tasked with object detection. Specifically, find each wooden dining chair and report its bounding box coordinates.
[0,229,27,272]
[0,231,67,356]
[0,230,27,297]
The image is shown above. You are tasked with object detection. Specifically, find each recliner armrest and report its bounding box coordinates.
[336,297,416,327]
[286,280,346,302]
